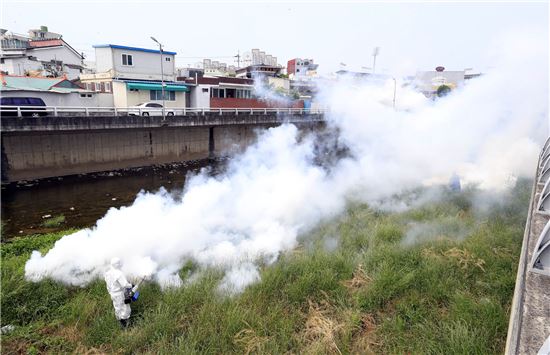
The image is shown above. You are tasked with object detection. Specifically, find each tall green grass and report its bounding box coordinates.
[1,180,531,354]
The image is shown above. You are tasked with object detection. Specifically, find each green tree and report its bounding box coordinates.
[437,85,452,97]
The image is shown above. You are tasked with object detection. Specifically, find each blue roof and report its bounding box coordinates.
[93,44,177,55]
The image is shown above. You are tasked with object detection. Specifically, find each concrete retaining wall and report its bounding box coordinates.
[1,113,323,182]
[2,126,211,181]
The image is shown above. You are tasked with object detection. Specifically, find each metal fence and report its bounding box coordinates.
[0,105,328,117]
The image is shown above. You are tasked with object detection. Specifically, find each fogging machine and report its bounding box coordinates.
[124,277,144,304]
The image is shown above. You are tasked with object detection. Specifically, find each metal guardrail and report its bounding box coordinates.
[0,105,328,117]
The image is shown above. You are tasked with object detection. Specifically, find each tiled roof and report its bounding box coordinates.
[0,75,89,93]
[29,39,63,48]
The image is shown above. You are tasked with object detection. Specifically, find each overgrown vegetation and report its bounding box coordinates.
[1,180,531,354]
[41,215,66,228]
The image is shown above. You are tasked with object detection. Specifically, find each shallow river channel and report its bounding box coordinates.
[1,160,222,239]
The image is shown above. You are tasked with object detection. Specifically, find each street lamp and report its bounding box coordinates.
[150,36,166,120]
[372,47,380,75]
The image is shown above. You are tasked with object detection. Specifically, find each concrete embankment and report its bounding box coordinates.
[506,150,550,354]
[1,113,324,182]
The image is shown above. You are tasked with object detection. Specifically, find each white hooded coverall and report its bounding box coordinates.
[104,258,132,320]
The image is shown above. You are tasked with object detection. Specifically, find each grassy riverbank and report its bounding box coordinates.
[1,180,531,354]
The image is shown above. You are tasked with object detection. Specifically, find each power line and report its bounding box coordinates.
[177,55,236,59]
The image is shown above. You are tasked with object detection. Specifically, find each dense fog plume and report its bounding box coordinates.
[25,29,548,291]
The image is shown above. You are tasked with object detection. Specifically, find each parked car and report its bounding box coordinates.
[127,102,175,116]
[0,97,47,117]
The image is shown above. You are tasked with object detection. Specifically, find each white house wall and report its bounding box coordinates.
[110,81,185,108]
[109,47,175,81]
[125,89,185,108]
[95,47,115,74]
[190,84,211,109]
[30,46,82,66]
[96,93,114,107]
[1,91,99,107]
[1,57,42,76]
[112,81,129,107]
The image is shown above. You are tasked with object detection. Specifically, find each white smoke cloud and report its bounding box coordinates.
[25,28,548,291]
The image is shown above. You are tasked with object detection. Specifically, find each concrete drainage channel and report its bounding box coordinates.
[505,137,550,355]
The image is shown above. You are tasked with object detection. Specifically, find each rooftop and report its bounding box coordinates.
[93,44,177,56]
[180,76,254,86]
[0,74,89,93]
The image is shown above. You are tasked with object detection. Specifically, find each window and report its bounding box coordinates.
[85,83,92,91]
[27,98,45,105]
[202,88,209,93]
[122,54,133,66]
[80,93,93,98]
[95,82,101,92]
[146,103,163,108]
[236,89,251,99]
[150,90,176,101]
[104,82,111,92]
[165,57,171,62]
[129,88,139,92]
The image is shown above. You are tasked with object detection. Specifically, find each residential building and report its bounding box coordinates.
[179,75,304,109]
[0,26,85,79]
[0,74,97,106]
[201,59,237,77]
[179,76,255,108]
[235,64,282,79]
[287,58,318,79]
[414,66,465,97]
[80,44,188,108]
[177,67,204,79]
[244,49,278,67]
[290,79,317,98]
[268,77,290,94]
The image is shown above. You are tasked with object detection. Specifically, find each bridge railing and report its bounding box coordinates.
[0,105,328,117]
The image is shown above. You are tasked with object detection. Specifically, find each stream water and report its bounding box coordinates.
[1,159,223,239]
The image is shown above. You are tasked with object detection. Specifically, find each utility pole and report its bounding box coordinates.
[372,47,380,75]
[235,50,241,68]
[151,36,166,120]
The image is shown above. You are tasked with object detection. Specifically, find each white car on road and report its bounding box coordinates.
[127,102,175,116]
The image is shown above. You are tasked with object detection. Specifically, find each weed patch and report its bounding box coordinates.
[0,180,530,353]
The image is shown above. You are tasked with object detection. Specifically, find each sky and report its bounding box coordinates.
[0,1,548,75]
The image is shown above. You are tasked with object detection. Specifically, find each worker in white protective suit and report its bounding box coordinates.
[104,257,132,328]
